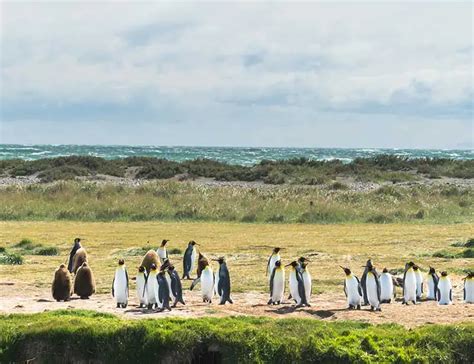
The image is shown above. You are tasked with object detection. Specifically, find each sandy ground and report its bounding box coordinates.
[1,282,473,328]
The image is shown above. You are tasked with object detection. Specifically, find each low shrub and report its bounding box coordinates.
[32,246,59,256]
[168,248,182,255]
[0,250,23,265]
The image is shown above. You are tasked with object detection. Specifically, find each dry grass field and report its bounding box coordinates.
[1,221,472,295]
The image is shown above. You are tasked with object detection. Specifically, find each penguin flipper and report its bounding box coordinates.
[190,277,200,291]
[449,289,452,302]
[266,254,272,276]
[375,273,381,303]
[464,287,466,301]
[343,280,347,298]
[269,267,276,297]
[355,276,363,297]
[112,277,115,297]
[402,270,407,297]
[125,269,129,297]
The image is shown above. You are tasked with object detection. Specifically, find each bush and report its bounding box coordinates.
[330,181,348,190]
[0,251,23,265]
[14,239,35,250]
[366,214,394,224]
[168,248,182,255]
[32,246,59,256]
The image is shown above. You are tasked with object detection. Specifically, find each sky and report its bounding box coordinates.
[0,1,473,148]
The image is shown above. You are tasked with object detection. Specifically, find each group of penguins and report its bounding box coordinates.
[51,240,474,312]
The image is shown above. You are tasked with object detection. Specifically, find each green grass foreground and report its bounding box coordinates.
[0,311,473,363]
[0,181,472,223]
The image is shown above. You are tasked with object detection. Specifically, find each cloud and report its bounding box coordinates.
[0,1,472,147]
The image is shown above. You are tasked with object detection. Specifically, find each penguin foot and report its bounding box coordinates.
[267,299,273,305]
[228,299,233,304]
[412,301,416,305]
[116,303,121,308]
[357,305,361,310]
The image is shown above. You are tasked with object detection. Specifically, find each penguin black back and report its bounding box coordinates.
[67,238,82,273]
[157,271,171,311]
[168,265,185,306]
[215,257,233,305]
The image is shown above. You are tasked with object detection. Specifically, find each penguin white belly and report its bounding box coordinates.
[366,274,380,308]
[302,270,311,303]
[214,271,220,297]
[113,270,128,304]
[146,274,158,305]
[346,277,361,307]
[201,268,214,301]
[271,269,285,303]
[267,254,280,279]
[157,248,167,263]
[465,280,474,303]
[289,271,301,304]
[426,276,436,300]
[404,271,417,302]
[136,275,148,305]
[380,273,393,302]
[438,279,452,305]
[190,249,196,274]
[415,271,423,298]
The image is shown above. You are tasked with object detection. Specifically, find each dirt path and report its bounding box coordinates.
[1,283,472,327]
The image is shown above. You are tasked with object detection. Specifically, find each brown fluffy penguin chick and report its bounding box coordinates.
[74,262,96,299]
[196,252,209,278]
[141,250,160,273]
[52,264,72,301]
[72,247,88,274]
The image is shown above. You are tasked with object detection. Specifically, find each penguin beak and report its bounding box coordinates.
[339,265,345,270]
[284,263,292,267]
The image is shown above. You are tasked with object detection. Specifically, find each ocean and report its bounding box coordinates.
[0,144,472,166]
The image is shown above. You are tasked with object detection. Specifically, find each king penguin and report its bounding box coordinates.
[437,271,452,305]
[426,266,439,301]
[360,259,375,305]
[200,259,214,303]
[167,264,185,307]
[74,262,95,299]
[190,252,209,290]
[298,257,312,305]
[213,256,233,305]
[341,266,362,309]
[67,237,82,273]
[402,262,417,305]
[268,260,285,305]
[157,270,172,311]
[71,246,88,274]
[183,240,198,279]
[463,272,474,303]
[146,264,159,309]
[286,261,308,307]
[380,268,395,303]
[157,239,169,265]
[267,247,281,280]
[365,265,382,311]
[413,265,423,300]
[52,264,72,302]
[136,266,148,308]
[112,259,129,308]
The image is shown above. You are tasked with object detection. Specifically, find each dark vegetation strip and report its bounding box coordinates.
[1,154,473,183]
[0,311,473,363]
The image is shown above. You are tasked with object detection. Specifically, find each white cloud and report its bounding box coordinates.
[0,1,472,147]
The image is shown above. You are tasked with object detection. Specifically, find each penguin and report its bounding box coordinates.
[286,261,308,307]
[200,260,214,303]
[437,271,452,305]
[365,265,382,311]
[360,259,375,306]
[268,260,285,305]
[402,262,417,305]
[72,247,88,274]
[157,239,169,265]
[266,247,281,280]
[146,264,159,309]
[52,264,72,302]
[136,266,148,308]
[141,249,160,274]
[190,252,209,290]
[112,259,129,308]
[379,268,395,303]
[157,270,172,311]
[426,266,439,301]
[341,266,362,309]
[463,272,474,303]
[73,262,95,299]
[213,256,233,305]
[67,237,82,273]
[182,240,198,279]
[167,264,185,307]
[298,257,312,305]
[414,265,423,300]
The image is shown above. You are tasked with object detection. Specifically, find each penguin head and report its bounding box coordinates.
[150,263,157,272]
[212,256,225,264]
[465,272,474,280]
[118,259,125,266]
[161,239,169,247]
[274,260,282,268]
[74,238,81,244]
[59,264,66,269]
[406,261,415,270]
[366,265,375,273]
[273,247,281,254]
[81,262,88,268]
[298,257,310,268]
[429,266,436,274]
[382,268,388,273]
[160,259,170,271]
[189,240,198,246]
[340,266,351,276]
[440,271,448,278]
[168,265,175,271]
[138,266,145,273]
[366,259,373,268]
[285,261,299,269]
[413,265,419,271]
